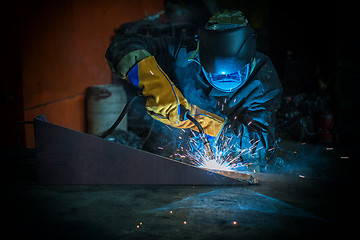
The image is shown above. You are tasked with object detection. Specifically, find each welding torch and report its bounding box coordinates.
[179,105,215,160]
[100,95,216,160]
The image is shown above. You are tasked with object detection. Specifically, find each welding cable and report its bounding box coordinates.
[185,112,215,160]
[185,114,205,135]
[179,105,207,137]
[100,94,139,139]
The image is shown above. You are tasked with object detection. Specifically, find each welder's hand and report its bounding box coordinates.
[126,56,225,137]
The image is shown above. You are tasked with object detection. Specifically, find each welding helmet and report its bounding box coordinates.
[198,11,256,92]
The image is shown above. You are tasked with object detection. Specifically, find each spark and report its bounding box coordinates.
[199,159,232,171]
[165,125,173,131]
[136,222,143,229]
[232,221,237,225]
[183,221,187,225]
[165,126,267,172]
[184,131,250,172]
[174,153,186,159]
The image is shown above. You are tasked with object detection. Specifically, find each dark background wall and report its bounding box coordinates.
[1,0,164,148]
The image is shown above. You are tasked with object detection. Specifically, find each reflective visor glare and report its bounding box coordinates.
[211,71,241,82]
[205,63,251,92]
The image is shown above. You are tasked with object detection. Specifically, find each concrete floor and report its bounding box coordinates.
[4,143,353,239]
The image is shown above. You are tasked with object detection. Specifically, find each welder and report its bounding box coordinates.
[105,10,283,167]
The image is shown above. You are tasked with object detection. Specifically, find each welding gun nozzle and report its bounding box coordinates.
[202,136,215,160]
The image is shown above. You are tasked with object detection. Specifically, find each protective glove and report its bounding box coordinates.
[127,56,225,137]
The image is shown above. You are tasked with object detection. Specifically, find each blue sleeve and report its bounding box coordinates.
[127,63,141,90]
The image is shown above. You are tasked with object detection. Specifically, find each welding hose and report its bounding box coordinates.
[186,114,211,145]
[186,114,205,135]
[179,105,207,139]
[180,106,215,159]
[100,94,139,139]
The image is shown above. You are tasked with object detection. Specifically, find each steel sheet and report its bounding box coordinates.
[34,114,244,185]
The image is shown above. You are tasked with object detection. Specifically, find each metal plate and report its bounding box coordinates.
[34,114,243,185]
